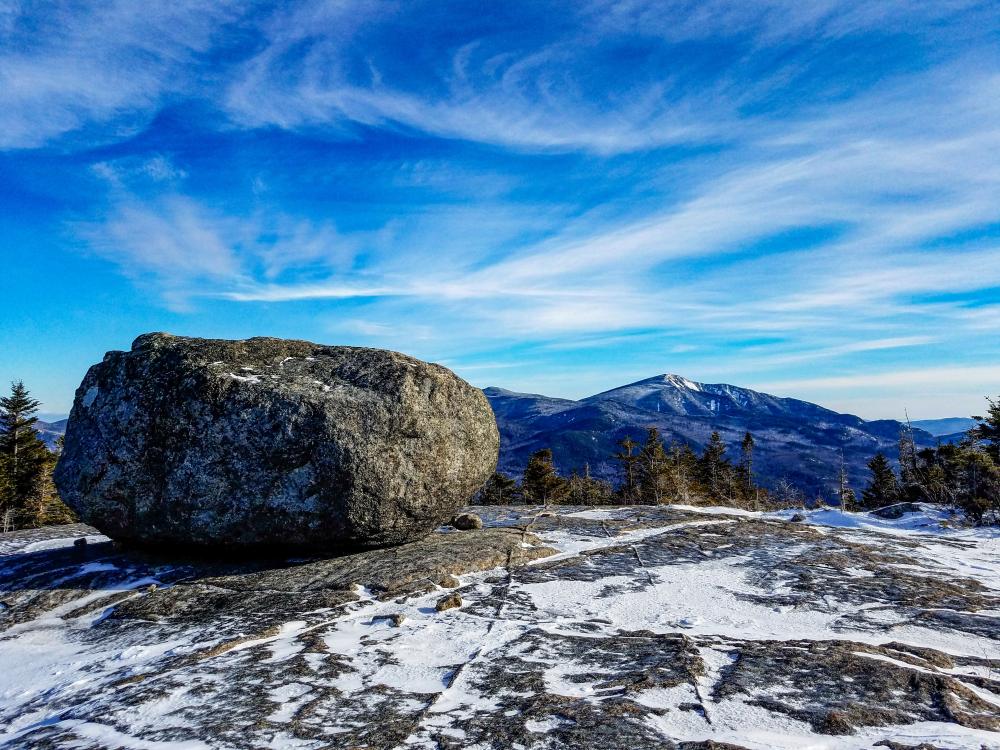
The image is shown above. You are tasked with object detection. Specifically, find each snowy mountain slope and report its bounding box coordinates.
[488,375,938,496]
[0,507,997,749]
[585,373,850,423]
[34,418,68,451]
[35,375,949,494]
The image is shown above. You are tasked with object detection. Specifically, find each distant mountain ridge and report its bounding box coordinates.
[34,376,964,497]
[486,374,945,498]
[911,417,976,437]
[586,374,860,423]
[35,419,68,451]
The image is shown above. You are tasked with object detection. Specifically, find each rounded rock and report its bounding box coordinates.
[450,512,484,530]
[435,592,462,612]
[54,333,499,551]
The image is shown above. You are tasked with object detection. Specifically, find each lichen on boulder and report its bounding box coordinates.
[54,333,499,550]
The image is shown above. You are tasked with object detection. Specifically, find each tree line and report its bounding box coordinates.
[477,427,775,509]
[478,395,1000,526]
[4,375,997,529]
[0,381,75,531]
[860,397,1000,524]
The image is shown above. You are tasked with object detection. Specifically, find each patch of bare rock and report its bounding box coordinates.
[1,507,998,748]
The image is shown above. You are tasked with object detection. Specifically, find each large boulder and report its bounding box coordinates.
[54,333,499,550]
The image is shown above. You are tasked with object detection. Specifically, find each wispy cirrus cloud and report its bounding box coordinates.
[4,0,1000,417]
[192,70,1000,344]
[218,0,1000,154]
[0,1,246,149]
[4,0,997,156]
[76,62,1000,380]
[77,159,363,310]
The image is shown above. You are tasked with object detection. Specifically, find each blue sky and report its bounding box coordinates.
[2,1,999,420]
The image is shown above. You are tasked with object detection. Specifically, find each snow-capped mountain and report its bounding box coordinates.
[38,375,949,496]
[486,374,939,497]
[35,419,68,450]
[585,373,848,422]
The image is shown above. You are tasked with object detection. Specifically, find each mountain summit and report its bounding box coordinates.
[38,374,945,499]
[585,374,846,422]
[486,374,938,497]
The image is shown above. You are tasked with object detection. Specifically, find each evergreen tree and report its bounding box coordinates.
[970,396,1000,464]
[934,442,968,506]
[913,446,950,505]
[861,452,899,509]
[521,449,568,504]
[0,455,13,532]
[0,381,50,526]
[897,422,921,501]
[637,428,670,504]
[614,436,641,502]
[476,472,519,505]
[739,432,755,494]
[957,449,1000,523]
[564,465,614,506]
[697,431,729,498]
[862,401,1000,523]
[842,487,857,512]
[669,442,701,504]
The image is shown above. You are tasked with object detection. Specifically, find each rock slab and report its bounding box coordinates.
[0,507,997,749]
[54,333,499,549]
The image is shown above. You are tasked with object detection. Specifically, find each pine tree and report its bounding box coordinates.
[897,422,921,501]
[861,452,899,509]
[842,487,857,512]
[0,456,13,532]
[970,396,1000,464]
[476,472,519,505]
[957,449,1000,523]
[637,427,670,504]
[614,436,641,502]
[935,442,967,507]
[521,449,568,504]
[913,447,951,505]
[34,452,75,525]
[697,431,729,498]
[739,432,755,494]
[669,442,701,504]
[0,381,50,526]
[564,465,614,506]
[868,422,1000,525]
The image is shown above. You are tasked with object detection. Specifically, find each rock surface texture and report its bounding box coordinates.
[0,505,997,749]
[54,333,499,549]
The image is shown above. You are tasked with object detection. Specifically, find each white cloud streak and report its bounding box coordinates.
[0,1,243,148]
[6,0,998,414]
[757,365,1000,392]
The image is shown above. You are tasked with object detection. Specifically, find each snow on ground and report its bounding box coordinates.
[0,506,998,749]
